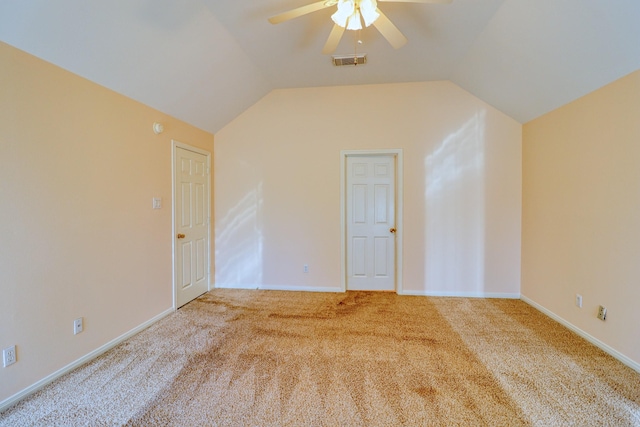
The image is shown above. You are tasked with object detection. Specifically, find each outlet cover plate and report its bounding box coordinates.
[3,346,16,367]
[74,317,84,335]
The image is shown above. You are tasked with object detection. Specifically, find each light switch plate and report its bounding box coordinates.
[152,197,162,209]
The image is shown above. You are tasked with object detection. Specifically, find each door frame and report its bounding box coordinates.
[340,149,403,293]
[172,140,212,310]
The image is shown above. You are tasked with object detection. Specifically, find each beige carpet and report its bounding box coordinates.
[1,290,639,426]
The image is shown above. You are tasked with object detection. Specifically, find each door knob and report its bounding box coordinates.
[177,233,186,239]
[389,228,396,233]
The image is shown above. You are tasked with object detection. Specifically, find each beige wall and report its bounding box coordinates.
[0,41,214,402]
[214,82,522,296]
[522,70,640,367]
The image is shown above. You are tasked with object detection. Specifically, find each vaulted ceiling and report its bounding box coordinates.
[1,0,639,134]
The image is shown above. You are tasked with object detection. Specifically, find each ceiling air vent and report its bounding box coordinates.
[332,54,367,66]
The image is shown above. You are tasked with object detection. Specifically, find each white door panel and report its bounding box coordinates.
[346,155,396,291]
[175,145,210,308]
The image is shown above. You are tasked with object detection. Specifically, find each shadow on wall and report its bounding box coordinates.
[215,182,264,287]
[424,111,486,294]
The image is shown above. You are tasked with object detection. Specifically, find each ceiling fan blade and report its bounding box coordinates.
[322,24,345,54]
[268,1,334,24]
[378,0,452,3]
[372,9,407,49]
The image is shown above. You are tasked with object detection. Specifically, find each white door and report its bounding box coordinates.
[175,145,210,308]
[346,155,396,291]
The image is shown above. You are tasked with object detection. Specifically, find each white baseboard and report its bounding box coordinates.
[214,283,343,293]
[521,295,640,373]
[0,308,174,413]
[400,289,521,299]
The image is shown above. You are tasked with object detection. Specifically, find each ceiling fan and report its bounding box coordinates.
[268,0,452,54]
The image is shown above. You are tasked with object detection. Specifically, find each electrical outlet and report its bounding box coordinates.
[3,346,16,367]
[597,306,607,321]
[74,317,84,335]
[303,264,309,273]
[575,294,582,308]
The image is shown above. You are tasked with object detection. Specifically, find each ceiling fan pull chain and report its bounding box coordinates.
[353,29,361,65]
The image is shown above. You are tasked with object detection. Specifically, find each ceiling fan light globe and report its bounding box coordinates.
[359,0,380,26]
[346,10,363,30]
[331,0,355,27]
